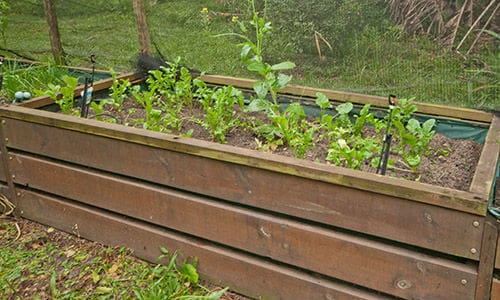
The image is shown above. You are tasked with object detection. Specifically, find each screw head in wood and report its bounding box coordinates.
[11,174,15,179]
[4,138,8,142]
[472,221,480,227]
[461,279,467,285]
[1,120,5,125]
[396,279,412,290]
[16,192,21,197]
[470,248,477,254]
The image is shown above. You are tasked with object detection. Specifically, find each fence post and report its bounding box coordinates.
[43,0,65,65]
[132,0,152,56]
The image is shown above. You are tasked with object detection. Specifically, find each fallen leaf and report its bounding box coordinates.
[91,271,100,284]
[95,286,112,294]
[65,249,76,258]
[107,262,120,275]
[47,227,55,233]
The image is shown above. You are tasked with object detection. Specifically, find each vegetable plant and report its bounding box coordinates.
[130,86,168,133]
[220,0,295,110]
[195,82,245,143]
[35,75,79,115]
[257,102,316,158]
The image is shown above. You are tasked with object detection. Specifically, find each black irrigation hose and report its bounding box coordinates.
[0,47,36,61]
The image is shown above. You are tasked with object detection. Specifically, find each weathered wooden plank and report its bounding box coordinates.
[18,72,141,109]
[11,186,393,300]
[8,152,479,299]
[1,117,486,260]
[0,119,16,204]
[0,106,488,214]
[497,222,500,270]
[3,119,486,260]
[199,74,493,123]
[492,278,500,300]
[470,115,500,197]
[475,214,497,299]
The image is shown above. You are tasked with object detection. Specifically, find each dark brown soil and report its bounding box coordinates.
[89,100,483,191]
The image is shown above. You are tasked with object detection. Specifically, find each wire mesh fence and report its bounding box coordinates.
[1,0,498,110]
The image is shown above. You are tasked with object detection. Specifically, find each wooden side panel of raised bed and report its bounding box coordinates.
[1,106,494,299]
[5,151,479,299]
[0,111,486,260]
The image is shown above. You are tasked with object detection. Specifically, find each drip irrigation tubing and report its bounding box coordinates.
[0,47,36,61]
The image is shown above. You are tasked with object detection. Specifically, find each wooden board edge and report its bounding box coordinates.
[17,72,142,109]
[470,115,500,197]
[199,74,493,123]
[492,278,500,300]
[11,186,392,300]
[7,151,485,261]
[495,219,500,270]
[475,214,498,299]
[0,106,489,216]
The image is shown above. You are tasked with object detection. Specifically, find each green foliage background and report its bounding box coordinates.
[1,0,498,110]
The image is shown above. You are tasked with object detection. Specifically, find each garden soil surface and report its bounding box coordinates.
[91,100,483,191]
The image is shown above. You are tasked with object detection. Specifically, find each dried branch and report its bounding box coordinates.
[456,0,496,50]
[466,1,500,54]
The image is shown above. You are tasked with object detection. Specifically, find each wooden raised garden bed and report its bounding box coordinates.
[1,72,499,299]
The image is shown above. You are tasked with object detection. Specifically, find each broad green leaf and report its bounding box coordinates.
[247,98,271,112]
[277,73,292,89]
[406,118,420,132]
[270,61,296,71]
[315,92,331,110]
[422,119,436,132]
[285,102,305,119]
[247,61,267,74]
[253,81,269,99]
[240,44,251,59]
[335,102,353,115]
[180,263,199,284]
[406,155,421,167]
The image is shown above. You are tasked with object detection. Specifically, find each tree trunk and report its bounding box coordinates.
[43,0,65,65]
[132,0,152,56]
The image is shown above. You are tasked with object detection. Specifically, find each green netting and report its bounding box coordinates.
[68,69,112,84]
[488,160,500,219]
[286,101,489,144]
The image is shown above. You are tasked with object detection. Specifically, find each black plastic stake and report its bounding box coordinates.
[80,55,96,118]
[376,95,397,175]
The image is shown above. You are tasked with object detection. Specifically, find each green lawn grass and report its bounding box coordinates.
[2,0,498,110]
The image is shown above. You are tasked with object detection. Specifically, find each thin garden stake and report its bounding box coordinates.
[376,95,397,175]
[0,57,3,90]
[80,55,96,118]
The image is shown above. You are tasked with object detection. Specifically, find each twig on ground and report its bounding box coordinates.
[0,194,15,218]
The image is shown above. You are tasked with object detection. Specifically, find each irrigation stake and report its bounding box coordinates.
[80,55,96,118]
[377,95,397,175]
[0,57,3,90]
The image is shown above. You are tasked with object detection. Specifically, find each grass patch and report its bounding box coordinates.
[2,0,498,110]
[0,219,227,299]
